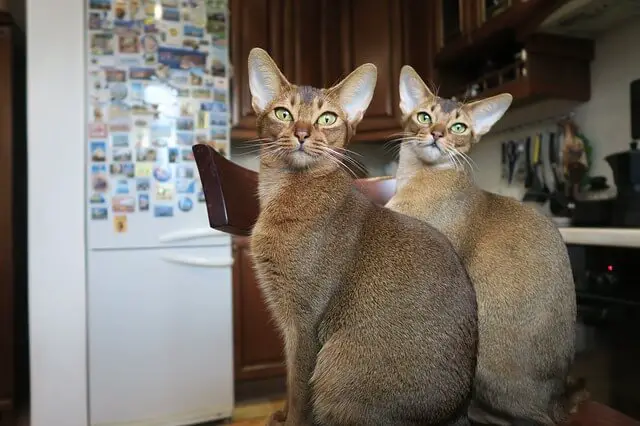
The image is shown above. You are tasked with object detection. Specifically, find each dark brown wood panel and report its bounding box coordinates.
[0,19,13,415]
[230,0,294,135]
[233,237,285,380]
[401,0,438,86]
[230,0,416,142]
[346,0,401,132]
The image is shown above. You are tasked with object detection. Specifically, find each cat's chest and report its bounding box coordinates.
[250,221,326,305]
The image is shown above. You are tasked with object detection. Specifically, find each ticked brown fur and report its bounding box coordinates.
[247,49,478,426]
[387,66,582,425]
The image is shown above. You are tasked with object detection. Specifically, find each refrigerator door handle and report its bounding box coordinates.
[158,228,228,244]
[161,254,234,268]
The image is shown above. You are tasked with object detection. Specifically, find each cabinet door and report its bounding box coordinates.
[230,0,294,137]
[232,237,285,381]
[342,0,403,136]
[0,24,13,412]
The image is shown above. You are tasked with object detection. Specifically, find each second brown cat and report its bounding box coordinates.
[387,66,584,426]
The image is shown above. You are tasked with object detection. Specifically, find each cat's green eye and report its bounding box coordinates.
[316,112,338,126]
[274,107,293,122]
[416,112,432,124]
[450,122,468,134]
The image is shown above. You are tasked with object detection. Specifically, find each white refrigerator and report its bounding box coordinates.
[85,0,234,424]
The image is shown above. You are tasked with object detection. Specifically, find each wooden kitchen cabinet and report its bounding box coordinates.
[232,236,286,381]
[0,18,14,424]
[229,0,436,142]
[0,12,27,426]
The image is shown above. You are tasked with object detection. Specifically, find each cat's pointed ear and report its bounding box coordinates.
[247,48,290,114]
[328,63,377,125]
[465,93,513,136]
[399,65,435,116]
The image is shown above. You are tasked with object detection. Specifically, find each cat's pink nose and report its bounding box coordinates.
[294,128,310,143]
[431,131,444,140]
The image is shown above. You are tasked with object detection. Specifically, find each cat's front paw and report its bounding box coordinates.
[265,409,287,425]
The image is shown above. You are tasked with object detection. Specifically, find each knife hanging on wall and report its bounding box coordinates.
[523,136,533,188]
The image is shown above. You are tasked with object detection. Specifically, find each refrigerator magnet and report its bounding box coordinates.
[89,193,106,204]
[115,179,130,194]
[111,134,130,148]
[184,24,204,39]
[153,165,172,182]
[180,148,194,161]
[91,173,109,194]
[155,182,175,201]
[177,197,193,212]
[90,141,107,162]
[195,133,207,145]
[89,0,112,12]
[110,163,135,178]
[113,215,128,233]
[138,194,150,211]
[112,147,133,162]
[90,33,115,57]
[179,165,196,180]
[168,148,179,163]
[176,179,195,194]
[135,163,153,177]
[136,178,150,192]
[89,123,109,139]
[136,147,157,162]
[112,195,136,213]
[91,207,109,220]
[177,132,194,146]
[154,205,174,218]
[196,111,208,129]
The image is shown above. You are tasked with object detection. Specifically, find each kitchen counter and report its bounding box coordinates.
[559,227,640,248]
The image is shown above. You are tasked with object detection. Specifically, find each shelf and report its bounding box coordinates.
[435,0,568,69]
[441,33,594,107]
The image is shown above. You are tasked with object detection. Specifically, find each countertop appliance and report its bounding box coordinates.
[85,1,233,424]
[568,243,640,419]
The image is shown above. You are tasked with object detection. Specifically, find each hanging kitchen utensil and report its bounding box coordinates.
[522,134,549,203]
[538,133,551,197]
[548,132,571,216]
[523,136,533,188]
[501,141,507,181]
[506,140,519,184]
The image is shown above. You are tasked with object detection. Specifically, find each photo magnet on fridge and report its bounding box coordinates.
[154,205,174,217]
[112,195,136,213]
[155,182,175,201]
[138,193,150,211]
[90,141,107,162]
[91,207,109,220]
[178,197,193,212]
[135,163,153,177]
[89,123,109,138]
[113,215,128,233]
[136,178,150,191]
[90,193,106,204]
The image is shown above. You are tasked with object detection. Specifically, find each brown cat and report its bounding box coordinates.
[247,48,478,426]
[386,66,582,425]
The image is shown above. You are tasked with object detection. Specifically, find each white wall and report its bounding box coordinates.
[27,0,88,424]
[471,18,640,195]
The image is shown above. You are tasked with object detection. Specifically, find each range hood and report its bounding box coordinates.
[539,0,640,38]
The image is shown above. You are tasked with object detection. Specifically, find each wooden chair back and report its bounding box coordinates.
[192,143,396,236]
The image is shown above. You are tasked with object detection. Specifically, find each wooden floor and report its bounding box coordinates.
[229,397,284,425]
